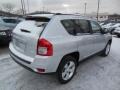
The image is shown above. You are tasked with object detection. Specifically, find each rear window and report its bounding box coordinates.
[25,16,51,27]
[3,19,20,24]
[25,17,50,22]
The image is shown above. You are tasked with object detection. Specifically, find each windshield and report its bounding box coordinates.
[3,19,20,24]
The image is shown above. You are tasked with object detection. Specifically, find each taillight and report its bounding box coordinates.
[37,38,53,56]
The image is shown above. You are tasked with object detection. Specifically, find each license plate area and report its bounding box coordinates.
[13,38,26,52]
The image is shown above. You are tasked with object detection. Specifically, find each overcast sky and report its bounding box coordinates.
[0,0,120,14]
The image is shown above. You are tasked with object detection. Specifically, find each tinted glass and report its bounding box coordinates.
[61,20,75,35]
[3,19,20,24]
[61,19,91,35]
[74,19,90,34]
[25,17,50,22]
[90,21,101,33]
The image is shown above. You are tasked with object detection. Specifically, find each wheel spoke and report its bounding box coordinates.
[62,61,75,81]
[65,72,70,80]
[69,66,75,73]
[67,62,74,69]
[64,63,69,69]
[62,71,67,79]
[106,44,110,55]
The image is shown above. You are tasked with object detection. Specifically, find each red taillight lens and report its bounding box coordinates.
[37,38,53,56]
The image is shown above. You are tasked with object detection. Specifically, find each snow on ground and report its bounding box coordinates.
[0,55,10,61]
[0,37,120,90]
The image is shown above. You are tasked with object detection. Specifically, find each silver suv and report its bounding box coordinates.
[9,14,112,84]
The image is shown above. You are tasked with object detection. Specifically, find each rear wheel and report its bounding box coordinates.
[101,42,111,57]
[57,56,77,84]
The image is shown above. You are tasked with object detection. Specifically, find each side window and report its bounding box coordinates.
[61,20,75,35]
[90,21,101,33]
[74,19,90,34]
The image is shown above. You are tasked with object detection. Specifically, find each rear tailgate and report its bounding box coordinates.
[12,17,50,58]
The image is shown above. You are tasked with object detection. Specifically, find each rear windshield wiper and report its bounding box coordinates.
[21,29,31,33]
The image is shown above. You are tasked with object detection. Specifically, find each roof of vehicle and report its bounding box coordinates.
[27,13,95,21]
[27,14,54,19]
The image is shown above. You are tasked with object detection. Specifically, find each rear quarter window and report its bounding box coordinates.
[90,21,101,33]
[61,20,76,35]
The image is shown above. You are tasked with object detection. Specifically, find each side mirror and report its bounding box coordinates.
[101,28,109,34]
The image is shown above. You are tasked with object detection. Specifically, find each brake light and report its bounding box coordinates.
[37,38,53,56]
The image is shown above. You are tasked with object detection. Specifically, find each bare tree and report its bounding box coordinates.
[2,3,15,13]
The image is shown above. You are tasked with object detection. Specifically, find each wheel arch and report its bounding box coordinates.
[57,51,80,72]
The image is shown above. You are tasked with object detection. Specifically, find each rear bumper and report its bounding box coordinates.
[9,43,62,73]
[10,51,35,73]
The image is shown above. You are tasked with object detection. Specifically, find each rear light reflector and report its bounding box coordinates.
[37,68,45,73]
[37,38,53,56]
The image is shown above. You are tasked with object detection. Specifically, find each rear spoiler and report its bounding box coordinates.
[25,16,50,22]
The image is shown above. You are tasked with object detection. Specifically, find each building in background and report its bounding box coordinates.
[86,13,120,23]
[0,10,22,17]
[108,14,120,22]
[86,13,109,22]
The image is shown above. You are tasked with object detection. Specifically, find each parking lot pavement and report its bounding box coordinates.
[0,37,120,90]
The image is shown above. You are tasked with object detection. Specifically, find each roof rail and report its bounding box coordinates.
[55,13,81,16]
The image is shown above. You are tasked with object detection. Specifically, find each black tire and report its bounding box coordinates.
[57,56,77,84]
[101,42,111,57]
[117,35,120,38]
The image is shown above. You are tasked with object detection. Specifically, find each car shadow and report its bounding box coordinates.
[0,44,9,56]
[0,43,9,48]
[9,54,113,90]
[0,50,115,90]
